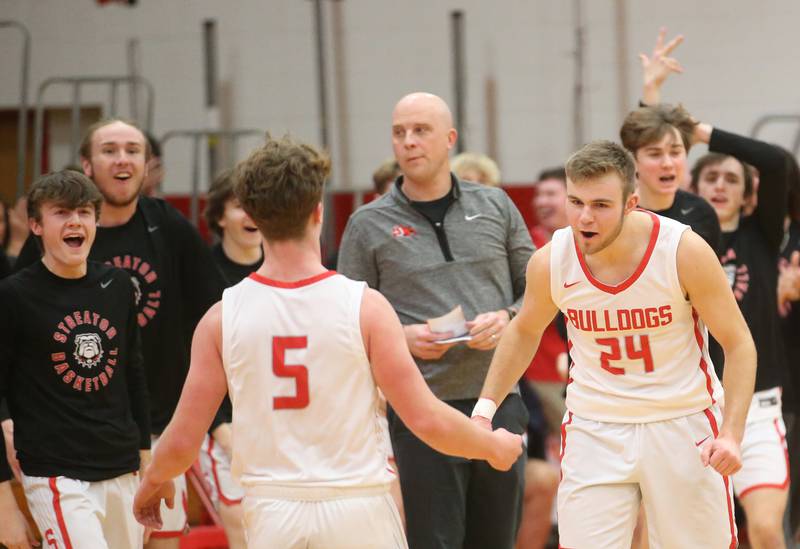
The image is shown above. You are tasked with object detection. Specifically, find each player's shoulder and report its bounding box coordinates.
[676,225,716,263]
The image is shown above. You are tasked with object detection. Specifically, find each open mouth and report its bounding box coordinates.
[244,226,259,233]
[580,230,597,240]
[659,175,676,184]
[63,235,85,248]
[710,196,727,205]
[114,172,132,181]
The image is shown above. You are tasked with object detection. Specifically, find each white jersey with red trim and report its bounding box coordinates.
[221,271,392,489]
[550,212,723,423]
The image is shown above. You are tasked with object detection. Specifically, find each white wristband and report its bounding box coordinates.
[471,398,498,421]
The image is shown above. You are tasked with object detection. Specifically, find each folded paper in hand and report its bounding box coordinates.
[427,306,473,344]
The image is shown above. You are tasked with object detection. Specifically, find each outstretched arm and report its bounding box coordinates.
[478,245,560,406]
[640,27,684,106]
[678,230,756,475]
[134,302,227,529]
[362,288,523,471]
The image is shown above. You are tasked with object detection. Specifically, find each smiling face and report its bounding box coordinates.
[391,93,457,186]
[534,178,568,232]
[695,156,747,226]
[81,121,148,207]
[219,197,262,255]
[29,201,97,277]
[634,127,687,198]
[566,172,637,255]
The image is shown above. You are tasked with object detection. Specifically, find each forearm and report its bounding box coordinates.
[0,479,20,514]
[145,426,203,484]
[409,399,499,461]
[480,318,542,403]
[0,419,12,482]
[642,82,662,106]
[719,339,757,442]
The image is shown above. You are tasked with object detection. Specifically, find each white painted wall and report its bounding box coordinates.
[1,0,799,193]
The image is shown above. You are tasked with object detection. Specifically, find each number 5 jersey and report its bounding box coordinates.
[550,211,724,423]
[220,271,393,490]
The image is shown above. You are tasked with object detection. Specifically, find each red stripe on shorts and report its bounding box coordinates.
[703,408,737,549]
[49,477,74,549]
[559,412,574,480]
[738,418,791,499]
[207,437,243,506]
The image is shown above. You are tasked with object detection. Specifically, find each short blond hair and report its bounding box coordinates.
[565,140,636,199]
[451,152,501,186]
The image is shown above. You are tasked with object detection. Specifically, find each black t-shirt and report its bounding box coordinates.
[780,220,800,412]
[407,182,457,261]
[705,129,788,392]
[0,261,150,482]
[15,198,225,433]
[0,248,10,280]
[650,190,721,254]
[211,243,262,287]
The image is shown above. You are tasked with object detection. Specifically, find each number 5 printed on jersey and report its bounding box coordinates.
[272,336,309,409]
[596,335,654,375]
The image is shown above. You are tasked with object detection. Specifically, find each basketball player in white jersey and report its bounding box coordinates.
[471,140,756,548]
[133,135,523,548]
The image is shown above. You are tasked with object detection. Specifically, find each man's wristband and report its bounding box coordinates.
[471,398,498,421]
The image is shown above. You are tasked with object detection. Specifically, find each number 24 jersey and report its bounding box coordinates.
[550,212,723,423]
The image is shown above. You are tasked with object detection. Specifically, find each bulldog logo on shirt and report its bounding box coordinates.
[51,310,120,393]
[73,333,104,368]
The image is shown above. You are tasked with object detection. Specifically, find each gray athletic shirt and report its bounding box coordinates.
[338,175,535,400]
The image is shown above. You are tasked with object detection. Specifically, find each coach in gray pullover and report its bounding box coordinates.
[338,92,534,549]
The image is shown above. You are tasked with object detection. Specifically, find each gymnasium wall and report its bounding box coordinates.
[1,0,799,194]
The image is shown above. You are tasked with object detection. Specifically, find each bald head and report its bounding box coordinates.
[391,92,458,189]
[393,92,454,129]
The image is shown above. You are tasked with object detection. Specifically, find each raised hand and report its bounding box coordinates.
[640,27,684,105]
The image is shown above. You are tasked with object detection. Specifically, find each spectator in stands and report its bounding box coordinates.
[198,168,263,549]
[452,152,501,187]
[339,92,533,549]
[778,159,800,541]
[372,158,401,196]
[142,132,164,198]
[620,29,721,254]
[4,197,29,264]
[11,118,226,549]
